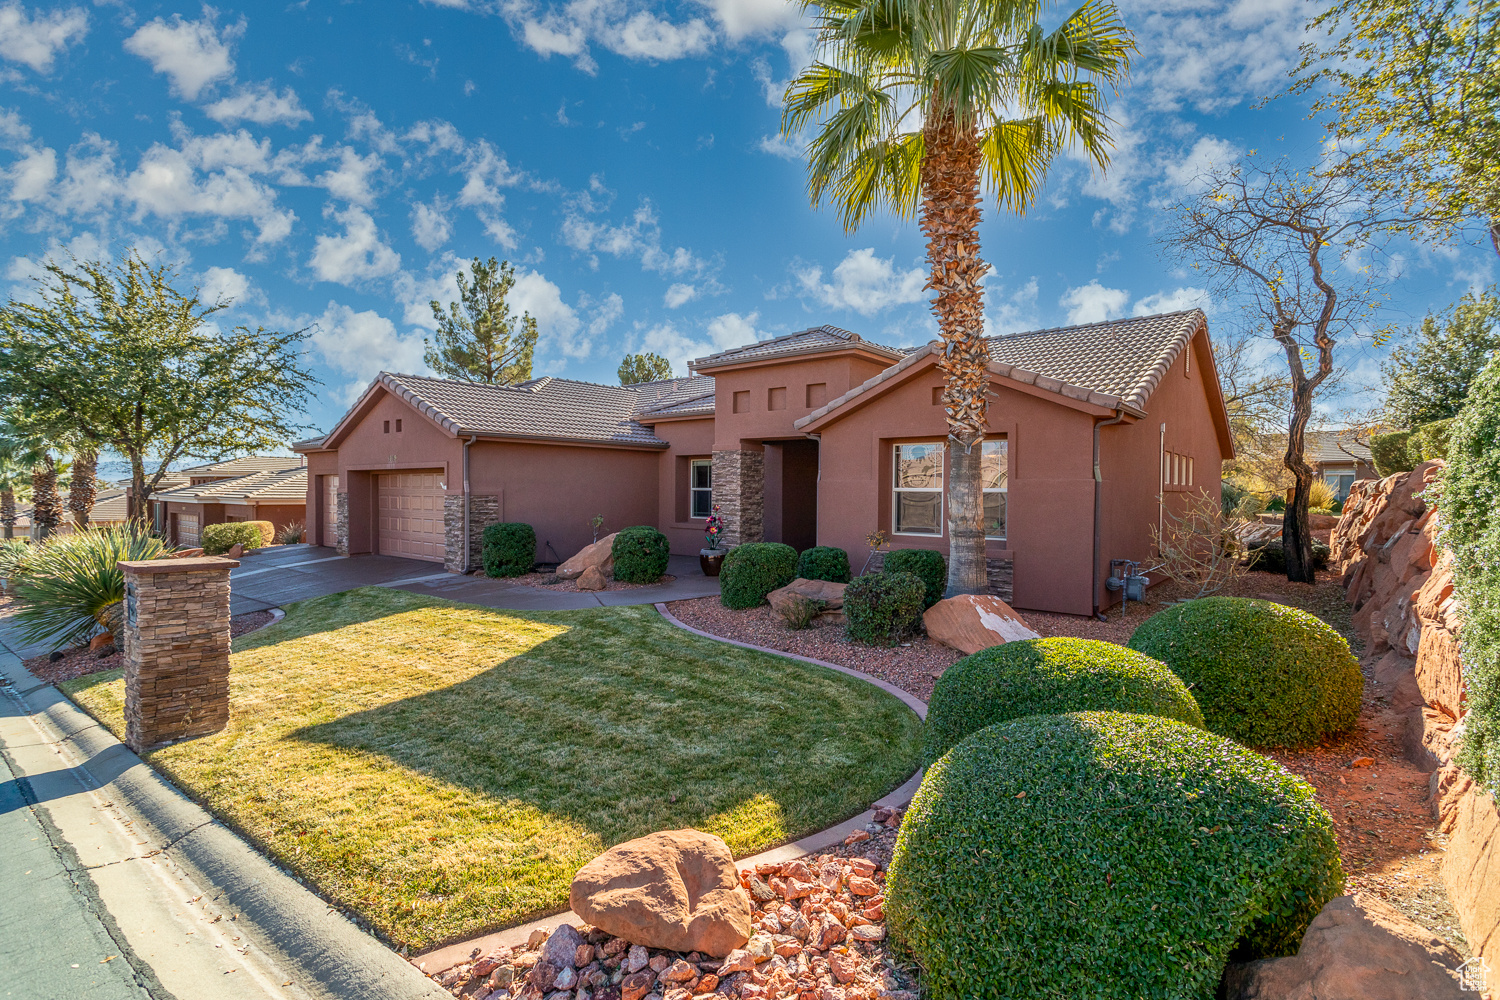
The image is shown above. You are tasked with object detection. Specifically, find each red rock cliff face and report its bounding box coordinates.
[1333,460,1499,965]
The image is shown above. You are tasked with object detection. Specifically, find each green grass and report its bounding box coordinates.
[62,587,921,952]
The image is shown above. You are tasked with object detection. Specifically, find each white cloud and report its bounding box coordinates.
[663,282,697,308]
[986,277,1039,336]
[0,108,30,146]
[202,82,311,126]
[797,248,926,316]
[310,205,401,284]
[457,139,521,207]
[1160,135,1242,194]
[499,0,714,72]
[587,291,623,335]
[636,310,764,373]
[198,265,259,307]
[317,146,383,205]
[561,197,707,276]
[1060,280,1130,324]
[511,269,585,356]
[124,130,294,244]
[0,3,88,73]
[53,135,123,216]
[410,198,452,251]
[124,9,242,100]
[757,133,806,160]
[702,0,804,41]
[310,301,428,397]
[1133,287,1213,315]
[5,145,55,202]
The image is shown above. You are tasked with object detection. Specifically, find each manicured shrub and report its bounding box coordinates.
[245,520,275,546]
[1370,429,1418,476]
[1441,351,1500,795]
[882,548,946,608]
[201,521,265,555]
[1127,596,1362,747]
[482,522,536,577]
[719,542,797,609]
[844,571,925,646]
[887,712,1344,1000]
[923,638,1205,765]
[612,525,670,583]
[1414,416,1456,462]
[13,524,170,649]
[795,546,851,583]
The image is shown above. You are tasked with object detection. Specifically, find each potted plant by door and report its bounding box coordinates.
[700,506,727,576]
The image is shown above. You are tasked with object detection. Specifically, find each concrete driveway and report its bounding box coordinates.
[230,545,720,615]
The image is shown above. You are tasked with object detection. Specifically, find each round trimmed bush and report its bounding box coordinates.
[795,545,851,583]
[612,525,670,583]
[1127,596,1362,747]
[883,548,946,608]
[844,571,925,646]
[886,712,1344,1000]
[719,542,797,609]
[481,522,535,577]
[201,521,265,555]
[923,638,1205,765]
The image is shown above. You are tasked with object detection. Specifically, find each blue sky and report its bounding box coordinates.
[0,0,1494,441]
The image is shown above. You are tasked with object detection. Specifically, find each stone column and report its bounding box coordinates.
[443,494,500,572]
[335,491,349,557]
[712,449,765,547]
[120,557,237,753]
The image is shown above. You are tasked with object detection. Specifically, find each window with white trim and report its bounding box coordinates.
[893,443,943,535]
[982,439,1007,540]
[690,459,712,518]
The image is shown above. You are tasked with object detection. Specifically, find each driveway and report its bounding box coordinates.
[230,545,720,615]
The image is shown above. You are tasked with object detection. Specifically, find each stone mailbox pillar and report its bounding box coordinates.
[119,556,239,752]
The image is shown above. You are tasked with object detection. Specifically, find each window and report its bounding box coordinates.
[768,386,787,410]
[893,443,943,535]
[982,439,1008,539]
[383,420,390,433]
[1325,472,1355,502]
[733,390,750,413]
[396,418,403,432]
[690,460,713,518]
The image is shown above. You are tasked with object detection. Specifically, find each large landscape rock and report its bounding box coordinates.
[577,565,607,591]
[921,594,1039,655]
[558,533,617,581]
[569,829,752,957]
[767,578,847,617]
[1226,894,1466,999]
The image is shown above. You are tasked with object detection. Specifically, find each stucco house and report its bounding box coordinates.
[294,309,1233,616]
[148,457,307,547]
[1306,430,1376,501]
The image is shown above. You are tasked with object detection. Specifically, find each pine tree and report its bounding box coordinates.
[618,352,674,384]
[425,257,539,384]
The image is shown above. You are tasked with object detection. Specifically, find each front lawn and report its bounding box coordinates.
[62,588,921,952]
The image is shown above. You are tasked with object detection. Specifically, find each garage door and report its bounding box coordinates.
[322,475,339,548]
[377,472,445,562]
[176,513,200,547]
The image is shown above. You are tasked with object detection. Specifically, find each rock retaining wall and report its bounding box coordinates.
[1332,460,1500,965]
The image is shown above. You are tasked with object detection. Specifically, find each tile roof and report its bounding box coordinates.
[1306,430,1373,464]
[12,487,130,526]
[180,455,303,478]
[632,375,717,418]
[154,466,307,505]
[691,325,906,371]
[363,373,670,448]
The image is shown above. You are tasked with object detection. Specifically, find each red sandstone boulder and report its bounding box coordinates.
[558,533,618,581]
[1226,893,1466,999]
[569,829,752,957]
[921,594,1039,655]
[767,578,847,617]
[577,565,607,591]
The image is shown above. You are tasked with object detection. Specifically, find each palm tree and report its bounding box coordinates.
[0,449,25,540]
[0,418,61,540]
[64,441,98,529]
[781,0,1132,595]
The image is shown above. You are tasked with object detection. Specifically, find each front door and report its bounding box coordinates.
[321,475,339,547]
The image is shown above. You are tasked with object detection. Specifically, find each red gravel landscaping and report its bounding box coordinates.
[510,571,678,593]
[22,609,277,685]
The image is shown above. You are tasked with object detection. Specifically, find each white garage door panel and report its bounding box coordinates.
[322,475,339,548]
[377,472,445,563]
[177,514,200,547]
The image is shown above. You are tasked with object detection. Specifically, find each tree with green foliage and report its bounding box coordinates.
[617,351,674,385]
[0,253,319,516]
[425,257,539,384]
[781,0,1133,598]
[1295,0,1500,255]
[1382,287,1500,427]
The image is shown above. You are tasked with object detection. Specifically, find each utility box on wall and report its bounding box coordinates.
[119,556,239,753]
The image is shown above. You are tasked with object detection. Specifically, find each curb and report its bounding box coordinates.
[411,603,929,976]
[0,654,448,1000]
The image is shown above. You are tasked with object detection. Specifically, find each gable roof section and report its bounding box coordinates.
[154,466,307,505]
[1306,430,1373,464]
[323,373,670,450]
[691,325,905,371]
[633,374,716,419]
[181,455,302,479]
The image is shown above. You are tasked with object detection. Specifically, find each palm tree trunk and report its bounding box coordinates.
[68,447,98,528]
[1,488,13,539]
[921,108,990,598]
[31,456,62,538]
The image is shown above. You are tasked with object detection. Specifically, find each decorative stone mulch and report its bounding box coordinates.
[22,609,277,685]
[429,845,918,1000]
[506,572,678,593]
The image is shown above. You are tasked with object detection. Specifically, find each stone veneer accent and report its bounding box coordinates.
[712,450,764,547]
[119,557,236,753]
[443,494,501,572]
[335,491,349,557]
[863,550,1014,603]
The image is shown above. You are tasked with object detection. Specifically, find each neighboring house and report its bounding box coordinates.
[12,485,131,535]
[294,310,1234,616]
[1307,431,1376,501]
[147,457,306,547]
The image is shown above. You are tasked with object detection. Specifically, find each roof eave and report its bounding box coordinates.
[691,342,904,374]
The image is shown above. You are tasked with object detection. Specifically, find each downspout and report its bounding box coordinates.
[461,435,477,573]
[1092,407,1130,619]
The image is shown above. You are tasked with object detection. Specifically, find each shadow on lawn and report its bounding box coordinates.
[281,594,923,850]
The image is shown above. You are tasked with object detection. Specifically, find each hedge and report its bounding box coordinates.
[795,546,851,583]
[883,548,946,608]
[482,523,535,577]
[1415,416,1456,462]
[1442,351,1500,795]
[886,713,1344,1000]
[720,542,797,609]
[1370,429,1416,477]
[202,521,266,555]
[922,638,1205,765]
[1127,597,1362,747]
[844,571,925,646]
[612,525,670,583]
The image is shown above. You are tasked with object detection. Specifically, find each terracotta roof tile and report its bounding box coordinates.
[154,466,307,505]
[180,455,302,478]
[691,325,905,370]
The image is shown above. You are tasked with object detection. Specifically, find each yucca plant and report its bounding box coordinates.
[13,523,169,649]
